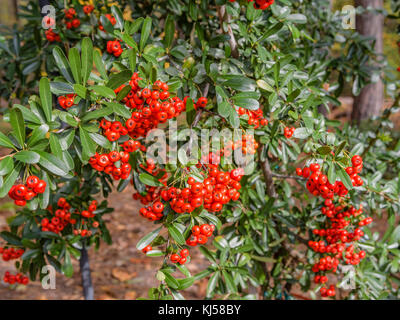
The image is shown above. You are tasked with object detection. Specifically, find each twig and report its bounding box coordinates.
[216,5,239,59]
[258,146,277,198]
[271,173,306,181]
[80,242,94,300]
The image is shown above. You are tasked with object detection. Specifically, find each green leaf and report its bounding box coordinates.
[81,106,114,122]
[0,157,13,176]
[14,150,40,164]
[79,127,97,161]
[163,271,179,290]
[140,17,152,53]
[257,79,274,92]
[168,225,185,245]
[111,5,124,31]
[128,48,137,72]
[231,97,259,110]
[163,15,175,49]
[139,173,164,187]
[217,101,231,118]
[104,102,131,118]
[93,50,108,80]
[90,85,116,99]
[50,82,75,96]
[9,108,25,147]
[287,14,307,24]
[293,127,310,139]
[222,270,237,293]
[0,231,22,246]
[106,70,133,90]
[62,250,73,277]
[206,272,219,298]
[81,37,93,84]
[39,171,50,209]
[14,104,42,124]
[337,166,353,190]
[49,133,63,157]
[126,17,144,35]
[0,163,21,197]
[186,98,196,125]
[116,85,132,101]
[100,15,115,33]
[258,22,284,42]
[68,47,82,84]
[0,131,15,149]
[73,83,87,99]
[39,78,53,123]
[136,226,162,250]
[89,132,112,149]
[37,151,69,176]
[53,47,74,83]
[177,277,194,290]
[317,146,331,155]
[328,162,336,184]
[221,75,256,91]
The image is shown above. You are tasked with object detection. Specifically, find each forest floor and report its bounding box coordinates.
[0,97,397,300]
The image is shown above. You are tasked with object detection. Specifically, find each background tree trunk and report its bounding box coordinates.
[351,0,384,123]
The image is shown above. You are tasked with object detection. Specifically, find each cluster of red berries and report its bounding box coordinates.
[41,198,76,234]
[106,40,123,57]
[83,5,94,15]
[309,203,369,297]
[42,198,99,237]
[100,119,128,142]
[64,8,80,29]
[45,29,60,42]
[284,127,295,138]
[320,285,336,297]
[193,97,208,109]
[8,176,46,206]
[170,248,190,265]
[116,76,186,138]
[186,224,215,246]
[161,165,243,214]
[89,151,132,180]
[58,94,76,109]
[229,0,274,10]
[139,201,164,221]
[99,14,116,32]
[236,107,268,129]
[3,271,29,286]
[296,164,345,199]
[296,156,364,200]
[298,155,371,297]
[122,139,142,153]
[0,247,24,261]
[344,155,364,187]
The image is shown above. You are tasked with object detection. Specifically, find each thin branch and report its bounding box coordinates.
[271,173,306,181]
[258,146,277,198]
[216,5,239,59]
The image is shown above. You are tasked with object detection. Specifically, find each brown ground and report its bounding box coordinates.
[0,97,398,300]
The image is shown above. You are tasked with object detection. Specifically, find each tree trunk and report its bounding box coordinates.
[351,0,384,123]
[80,244,94,300]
